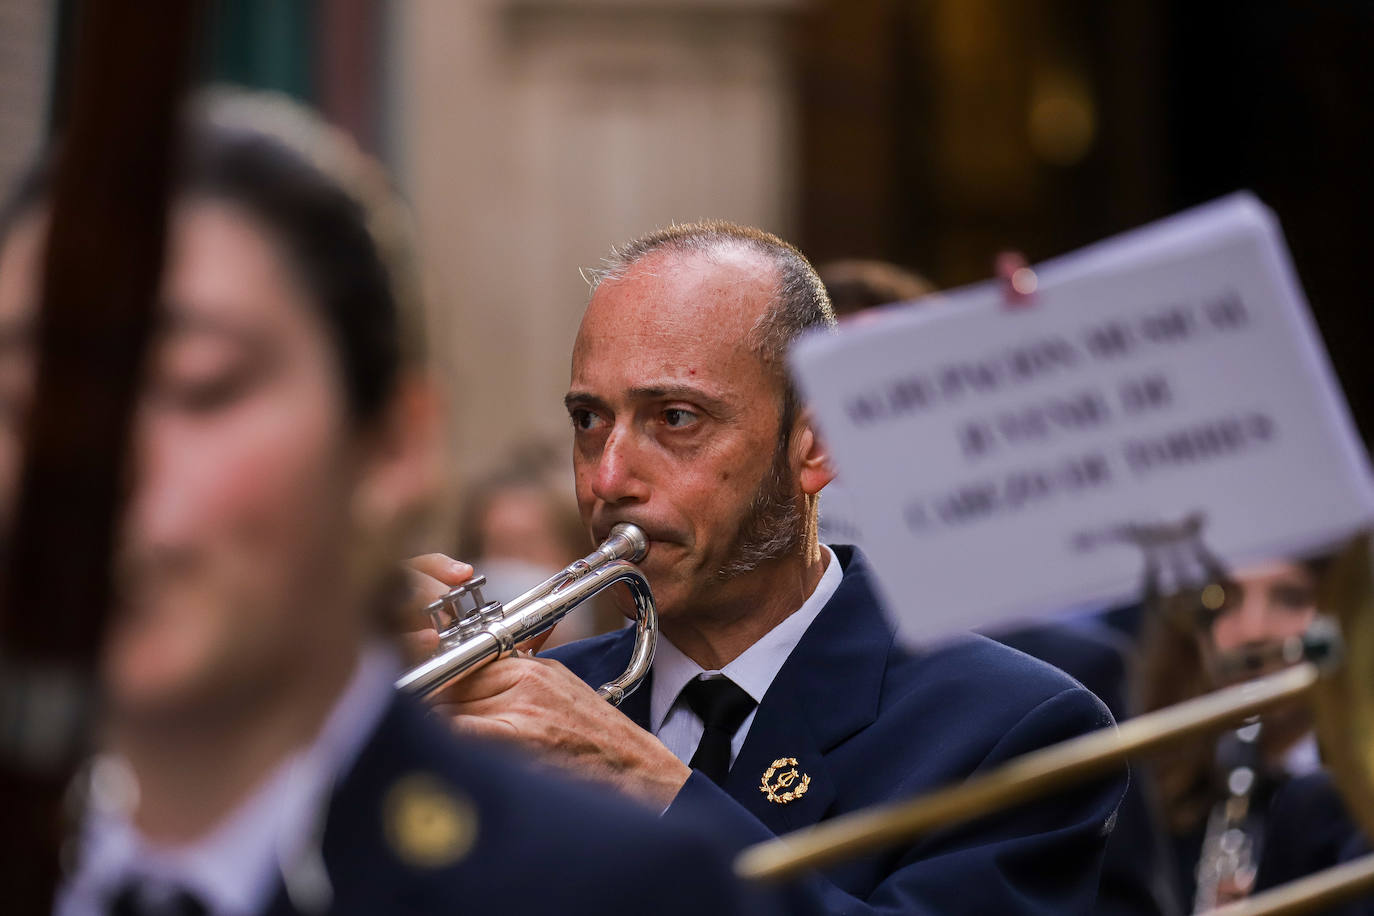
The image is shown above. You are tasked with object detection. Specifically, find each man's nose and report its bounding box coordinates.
[591,425,650,505]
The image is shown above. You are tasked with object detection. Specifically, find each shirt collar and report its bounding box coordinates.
[649,545,842,732]
[62,644,399,916]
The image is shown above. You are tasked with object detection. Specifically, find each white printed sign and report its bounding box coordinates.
[792,193,1374,642]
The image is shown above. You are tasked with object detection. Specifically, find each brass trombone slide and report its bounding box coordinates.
[1211,853,1374,916]
[738,532,1374,916]
[736,661,1322,881]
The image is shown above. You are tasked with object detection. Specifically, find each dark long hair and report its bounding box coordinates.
[0,90,423,425]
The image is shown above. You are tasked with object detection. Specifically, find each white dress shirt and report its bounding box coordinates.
[56,645,399,916]
[650,545,842,769]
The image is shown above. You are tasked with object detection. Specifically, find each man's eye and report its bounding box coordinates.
[662,408,697,428]
[570,409,604,431]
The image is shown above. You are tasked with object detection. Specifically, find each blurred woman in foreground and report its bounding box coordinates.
[0,91,751,916]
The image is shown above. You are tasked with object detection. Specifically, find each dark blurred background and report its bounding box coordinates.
[797,0,1374,441]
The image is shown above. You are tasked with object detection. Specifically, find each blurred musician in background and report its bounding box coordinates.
[1138,559,1325,911]
[816,258,935,319]
[0,92,756,916]
[996,555,1338,915]
[410,221,1127,914]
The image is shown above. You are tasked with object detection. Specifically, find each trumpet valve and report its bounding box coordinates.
[426,575,506,648]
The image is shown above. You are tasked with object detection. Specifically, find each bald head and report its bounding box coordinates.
[583,221,835,425]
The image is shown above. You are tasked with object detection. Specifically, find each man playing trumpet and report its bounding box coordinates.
[412,221,1128,913]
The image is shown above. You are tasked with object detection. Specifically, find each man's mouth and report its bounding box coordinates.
[596,519,671,545]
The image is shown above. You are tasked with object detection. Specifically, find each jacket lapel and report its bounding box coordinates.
[726,547,896,833]
[726,681,834,834]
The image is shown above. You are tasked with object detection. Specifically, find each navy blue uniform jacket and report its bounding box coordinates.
[548,547,1127,915]
[260,692,766,915]
[995,618,1177,915]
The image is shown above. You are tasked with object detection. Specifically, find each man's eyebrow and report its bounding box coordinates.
[564,385,733,416]
[564,390,608,412]
[628,385,731,412]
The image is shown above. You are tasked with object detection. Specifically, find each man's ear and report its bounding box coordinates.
[353,372,445,538]
[793,410,836,497]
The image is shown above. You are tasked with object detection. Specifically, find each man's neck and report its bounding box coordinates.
[111,647,359,844]
[661,541,829,671]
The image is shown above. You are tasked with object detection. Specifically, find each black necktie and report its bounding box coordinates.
[108,882,209,916]
[682,676,756,785]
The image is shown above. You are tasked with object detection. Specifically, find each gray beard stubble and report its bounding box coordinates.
[712,434,806,582]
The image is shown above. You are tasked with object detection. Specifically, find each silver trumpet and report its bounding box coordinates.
[395,523,657,706]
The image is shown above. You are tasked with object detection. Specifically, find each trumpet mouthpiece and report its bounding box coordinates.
[609,523,649,562]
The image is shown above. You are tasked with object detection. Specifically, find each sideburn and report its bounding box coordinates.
[712,426,807,582]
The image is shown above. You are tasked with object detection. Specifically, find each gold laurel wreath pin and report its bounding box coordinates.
[761,757,811,804]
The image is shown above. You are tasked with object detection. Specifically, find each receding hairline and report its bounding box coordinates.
[585,220,803,290]
[580,219,835,428]
[585,241,782,319]
[581,223,826,338]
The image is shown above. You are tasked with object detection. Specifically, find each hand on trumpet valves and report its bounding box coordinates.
[401,552,474,663]
[401,551,688,807]
[400,553,559,664]
[430,651,692,809]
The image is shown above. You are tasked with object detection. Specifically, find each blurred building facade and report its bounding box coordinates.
[793,0,1374,449]
[391,0,803,477]
[5,0,1374,476]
